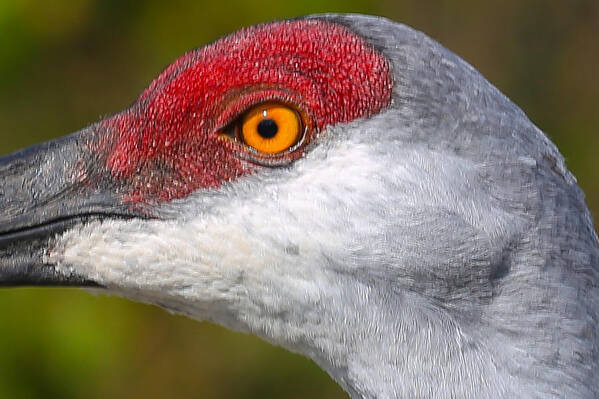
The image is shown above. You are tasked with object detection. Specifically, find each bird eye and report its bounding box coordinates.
[239,104,303,154]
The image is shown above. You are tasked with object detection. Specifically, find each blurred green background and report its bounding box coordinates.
[0,1,597,398]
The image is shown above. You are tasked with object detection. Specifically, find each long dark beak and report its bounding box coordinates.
[0,127,144,287]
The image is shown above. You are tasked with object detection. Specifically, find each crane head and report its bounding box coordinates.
[1,14,598,398]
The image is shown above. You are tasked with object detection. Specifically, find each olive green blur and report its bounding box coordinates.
[0,1,597,398]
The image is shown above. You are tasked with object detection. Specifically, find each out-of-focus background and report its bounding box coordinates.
[0,1,597,398]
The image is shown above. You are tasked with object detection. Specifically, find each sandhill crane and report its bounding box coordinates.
[1,14,598,398]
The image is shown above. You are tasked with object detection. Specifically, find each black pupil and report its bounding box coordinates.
[257,119,278,139]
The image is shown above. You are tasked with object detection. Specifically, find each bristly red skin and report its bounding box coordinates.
[98,19,393,204]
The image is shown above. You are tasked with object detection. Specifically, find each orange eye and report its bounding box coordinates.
[240,104,302,154]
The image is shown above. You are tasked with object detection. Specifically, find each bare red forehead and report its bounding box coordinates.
[100,19,392,204]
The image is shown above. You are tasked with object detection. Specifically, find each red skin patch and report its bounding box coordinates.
[99,19,392,204]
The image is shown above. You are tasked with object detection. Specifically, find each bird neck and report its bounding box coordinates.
[289,280,514,398]
[242,260,599,399]
[234,272,519,399]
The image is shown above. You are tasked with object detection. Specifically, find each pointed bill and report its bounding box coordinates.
[0,128,148,286]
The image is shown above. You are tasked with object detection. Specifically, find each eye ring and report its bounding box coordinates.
[220,102,307,155]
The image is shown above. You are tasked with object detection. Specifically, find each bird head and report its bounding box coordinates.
[1,14,598,398]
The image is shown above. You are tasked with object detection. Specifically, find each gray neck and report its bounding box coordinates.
[293,276,518,399]
[287,250,599,399]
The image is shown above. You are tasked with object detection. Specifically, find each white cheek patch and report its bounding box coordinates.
[45,133,384,308]
[48,218,251,289]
